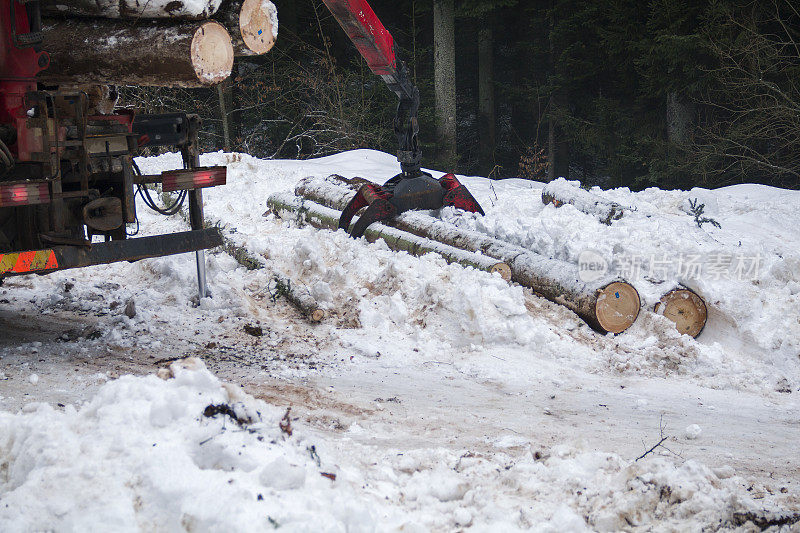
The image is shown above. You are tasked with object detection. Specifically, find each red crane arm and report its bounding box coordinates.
[321,0,421,173]
[320,0,396,77]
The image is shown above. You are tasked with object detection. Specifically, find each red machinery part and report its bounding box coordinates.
[0,0,49,123]
[320,0,396,76]
[161,166,227,192]
[0,181,49,207]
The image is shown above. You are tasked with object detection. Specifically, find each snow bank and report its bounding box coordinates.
[0,362,768,531]
[131,149,800,393]
[0,359,379,531]
[4,149,796,396]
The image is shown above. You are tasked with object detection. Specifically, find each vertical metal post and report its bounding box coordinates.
[188,190,207,299]
[181,115,208,300]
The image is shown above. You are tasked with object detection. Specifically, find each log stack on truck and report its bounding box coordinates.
[0,0,276,296]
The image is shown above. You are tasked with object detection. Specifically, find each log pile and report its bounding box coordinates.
[287,176,642,334]
[542,178,628,225]
[266,193,513,281]
[39,0,278,87]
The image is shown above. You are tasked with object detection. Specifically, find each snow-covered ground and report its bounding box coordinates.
[1,149,798,531]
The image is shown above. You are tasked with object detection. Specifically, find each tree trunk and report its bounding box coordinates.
[547,98,556,181]
[40,18,234,87]
[433,0,457,167]
[267,192,512,281]
[546,10,569,179]
[41,0,223,18]
[293,176,641,334]
[229,61,243,150]
[666,92,693,145]
[217,81,231,151]
[215,0,278,56]
[478,22,495,175]
[552,92,570,178]
[547,12,556,181]
[542,178,627,224]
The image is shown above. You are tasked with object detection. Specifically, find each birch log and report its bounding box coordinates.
[655,287,707,338]
[41,0,223,19]
[40,18,234,87]
[266,192,512,281]
[542,178,627,224]
[293,176,641,333]
[215,0,278,56]
[273,273,325,322]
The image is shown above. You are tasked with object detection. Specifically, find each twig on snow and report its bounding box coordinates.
[636,414,672,461]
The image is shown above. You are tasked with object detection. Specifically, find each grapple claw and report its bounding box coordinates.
[439,173,485,215]
[338,183,389,233]
[339,172,483,238]
[349,198,397,238]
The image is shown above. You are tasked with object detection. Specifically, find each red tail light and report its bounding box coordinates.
[0,182,50,207]
[161,167,227,192]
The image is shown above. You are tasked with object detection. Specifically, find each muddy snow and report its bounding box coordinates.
[1,149,798,531]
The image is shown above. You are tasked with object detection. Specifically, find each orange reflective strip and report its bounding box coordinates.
[0,250,58,274]
[12,251,35,273]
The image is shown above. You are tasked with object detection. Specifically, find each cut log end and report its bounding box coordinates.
[192,21,235,84]
[490,262,512,281]
[239,0,277,54]
[594,282,641,334]
[655,288,707,338]
[309,308,326,322]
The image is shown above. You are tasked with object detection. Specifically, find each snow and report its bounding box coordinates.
[1,149,798,530]
[685,424,702,440]
[0,359,774,531]
[542,177,628,222]
[265,0,279,39]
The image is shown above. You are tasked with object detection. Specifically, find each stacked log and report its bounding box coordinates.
[41,0,224,19]
[215,0,278,56]
[41,18,235,87]
[542,178,628,225]
[39,0,277,87]
[655,287,707,338]
[266,193,513,281]
[290,176,642,334]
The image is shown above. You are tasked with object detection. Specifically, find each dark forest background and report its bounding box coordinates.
[121,0,800,191]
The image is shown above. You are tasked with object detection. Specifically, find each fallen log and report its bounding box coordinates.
[41,0,223,19]
[265,192,513,281]
[655,287,707,338]
[40,18,234,87]
[215,0,278,56]
[542,178,627,225]
[273,274,325,323]
[294,176,641,333]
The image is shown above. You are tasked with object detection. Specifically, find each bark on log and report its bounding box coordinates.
[655,287,707,338]
[274,273,325,322]
[542,178,627,225]
[294,176,641,333]
[215,0,278,56]
[40,18,234,87]
[266,192,512,281]
[41,0,223,19]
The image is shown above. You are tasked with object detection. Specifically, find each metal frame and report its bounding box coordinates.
[0,228,222,277]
